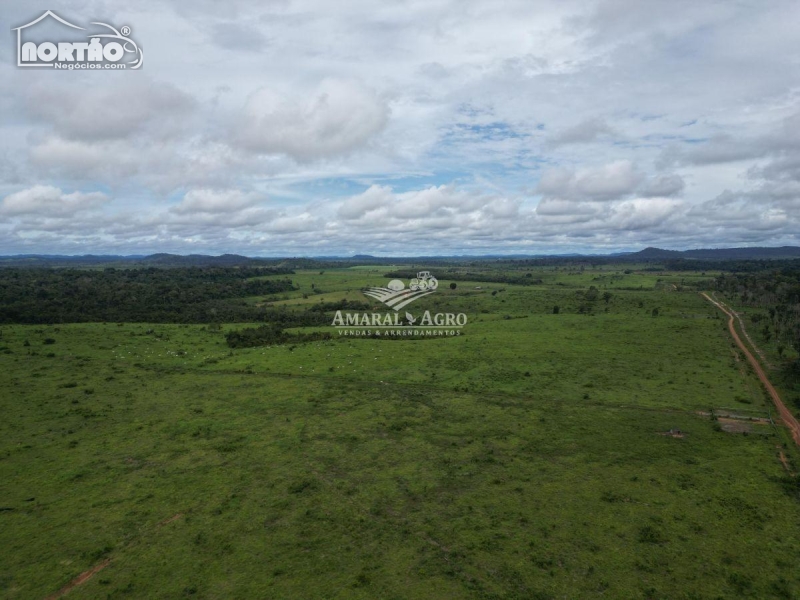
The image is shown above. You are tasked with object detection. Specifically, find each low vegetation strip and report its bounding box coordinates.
[702,292,800,446]
[225,324,331,348]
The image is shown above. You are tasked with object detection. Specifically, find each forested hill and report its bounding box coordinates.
[0,253,278,268]
[627,246,800,261]
[1,246,799,268]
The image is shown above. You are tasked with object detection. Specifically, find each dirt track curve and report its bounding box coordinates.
[44,559,110,600]
[702,292,800,447]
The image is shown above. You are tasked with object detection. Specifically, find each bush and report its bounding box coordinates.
[638,525,666,544]
[225,325,331,348]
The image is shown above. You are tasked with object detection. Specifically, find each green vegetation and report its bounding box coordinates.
[1,261,799,598]
[225,324,332,348]
[386,269,543,286]
[0,267,295,324]
[712,265,800,412]
[714,266,800,359]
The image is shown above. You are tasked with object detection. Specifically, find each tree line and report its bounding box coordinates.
[384,269,543,286]
[225,324,331,348]
[0,267,299,324]
[714,265,800,368]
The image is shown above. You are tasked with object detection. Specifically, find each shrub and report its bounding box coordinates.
[638,525,666,544]
[225,324,330,348]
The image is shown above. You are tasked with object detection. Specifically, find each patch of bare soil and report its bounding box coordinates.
[43,510,184,598]
[157,513,183,527]
[778,451,792,472]
[717,417,757,433]
[44,559,110,600]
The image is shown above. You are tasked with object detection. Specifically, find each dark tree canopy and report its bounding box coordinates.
[0,267,297,324]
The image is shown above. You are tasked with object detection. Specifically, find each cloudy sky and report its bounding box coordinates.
[1,0,799,256]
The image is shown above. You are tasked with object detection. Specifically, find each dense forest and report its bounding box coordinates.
[0,267,299,324]
[663,258,800,273]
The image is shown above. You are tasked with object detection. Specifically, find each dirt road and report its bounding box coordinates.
[44,559,110,600]
[702,292,800,446]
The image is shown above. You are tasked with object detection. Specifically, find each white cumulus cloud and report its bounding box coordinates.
[233,79,389,161]
[0,185,108,217]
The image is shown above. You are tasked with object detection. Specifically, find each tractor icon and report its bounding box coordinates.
[410,271,438,291]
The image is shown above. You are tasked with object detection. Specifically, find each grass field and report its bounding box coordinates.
[1,265,799,599]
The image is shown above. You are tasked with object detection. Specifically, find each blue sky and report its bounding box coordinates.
[0,0,799,255]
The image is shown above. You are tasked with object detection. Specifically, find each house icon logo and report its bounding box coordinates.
[13,10,143,70]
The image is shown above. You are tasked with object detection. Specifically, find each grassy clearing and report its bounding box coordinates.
[1,265,799,598]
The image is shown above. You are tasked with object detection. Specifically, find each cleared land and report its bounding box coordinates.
[1,265,799,599]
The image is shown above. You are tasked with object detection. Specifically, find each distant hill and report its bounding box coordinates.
[0,246,798,267]
[626,246,800,261]
[0,253,274,268]
[140,253,271,266]
[625,247,684,260]
[0,254,139,267]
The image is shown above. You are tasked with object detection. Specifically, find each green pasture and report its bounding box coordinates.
[1,265,798,599]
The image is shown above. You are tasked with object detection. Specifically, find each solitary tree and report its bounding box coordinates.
[450,282,457,290]
[553,305,560,314]
[602,291,613,304]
